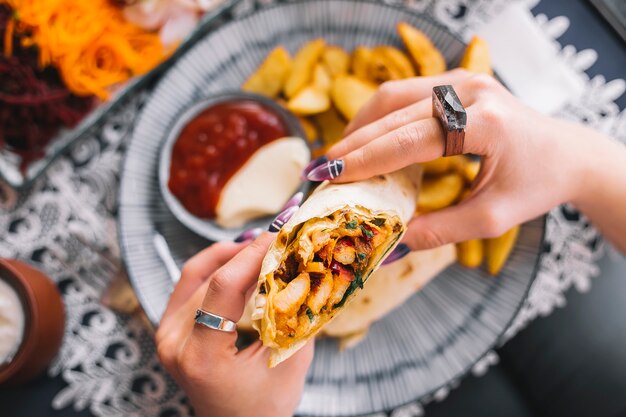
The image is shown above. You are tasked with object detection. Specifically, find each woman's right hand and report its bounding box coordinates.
[308,70,626,252]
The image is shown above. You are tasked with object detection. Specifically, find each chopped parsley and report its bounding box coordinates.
[372,218,386,226]
[306,307,314,322]
[333,270,364,309]
[360,225,374,238]
[345,220,358,229]
[357,252,366,261]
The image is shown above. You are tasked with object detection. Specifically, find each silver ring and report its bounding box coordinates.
[194,309,237,332]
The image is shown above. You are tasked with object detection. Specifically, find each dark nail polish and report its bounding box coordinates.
[382,243,411,266]
[306,159,344,182]
[301,156,328,179]
[268,206,299,233]
[281,191,304,211]
[234,227,262,243]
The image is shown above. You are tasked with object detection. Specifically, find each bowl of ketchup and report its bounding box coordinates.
[159,91,310,241]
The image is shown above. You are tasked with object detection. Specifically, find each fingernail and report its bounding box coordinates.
[281,191,304,211]
[382,244,411,266]
[306,159,344,182]
[269,205,299,233]
[234,227,262,243]
[301,156,328,179]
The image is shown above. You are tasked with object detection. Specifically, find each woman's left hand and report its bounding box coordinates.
[155,234,314,417]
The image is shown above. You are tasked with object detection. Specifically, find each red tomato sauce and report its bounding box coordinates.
[168,100,289,218]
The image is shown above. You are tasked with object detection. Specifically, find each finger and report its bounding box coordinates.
[344,69,473,135]
[188,233,274,353]
[402,194,511,250]
[332,117,445,183]
[312,98,495,184]
[163,242,247,320]
[331,75,490,173]
[328,97,431,160]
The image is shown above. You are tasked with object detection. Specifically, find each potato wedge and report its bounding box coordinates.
[397,22,446,76]
[422,157,452,176]
[455,188,483,268]
[312,144,330,159]
[460,36,493,75]
[286,86,330,115]
[314,107,347,146]
[312,63,332,92]
[485,226,520,275]
[298,116,318,144]
[242,46,292,98]
[284,39,326,98]
[417,173,464,212]
[368,46,416,83]
[330,75,377,120]
[457,239,484,268]
[351,46,374,80]
[462,159,481,183]
[449,155,481,183]
[322,46,350,77]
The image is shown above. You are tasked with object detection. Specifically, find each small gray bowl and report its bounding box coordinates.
[158,91,310,242]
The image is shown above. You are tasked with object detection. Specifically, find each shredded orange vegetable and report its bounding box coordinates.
[3,0,171,99]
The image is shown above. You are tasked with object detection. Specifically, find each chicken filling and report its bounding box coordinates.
[270,211,401,346]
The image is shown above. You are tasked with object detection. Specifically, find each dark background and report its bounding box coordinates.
[1,0,625,416]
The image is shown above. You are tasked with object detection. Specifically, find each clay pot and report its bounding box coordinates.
[0,259,65,386]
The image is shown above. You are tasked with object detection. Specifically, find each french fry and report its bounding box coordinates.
[368,46,416,83]
[284,39,326,98]
[417,173,464,212]
[298,116,318,144]
[351,46,374,80]
[312,63,332,92]
[397,22,446,76]
[286,86,330,115]
[242,46,292,98]
[460,36,493,75]
[314,107,347,146]
[457,239,484,268]
[485,226,520,275]
[322,46,350,77]
[330,75,377,120]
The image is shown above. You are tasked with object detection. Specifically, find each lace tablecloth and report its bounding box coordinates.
[1,0,624,416]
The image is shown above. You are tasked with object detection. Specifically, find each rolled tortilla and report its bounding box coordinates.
[238,243,456,347]
[251,166,422,367]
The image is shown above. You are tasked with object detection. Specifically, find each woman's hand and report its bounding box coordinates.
[155,235,314,417]
[306,69,626,252]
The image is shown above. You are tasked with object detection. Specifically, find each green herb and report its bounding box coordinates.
[306,308,314,322]
[360,225,374,238]
[345,220,358,229]
[333,270,364,309]
[321,306,327,312]
[357,252,366,261]
[372,218,386,226]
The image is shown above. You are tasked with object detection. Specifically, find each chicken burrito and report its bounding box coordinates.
[251,166,422,367]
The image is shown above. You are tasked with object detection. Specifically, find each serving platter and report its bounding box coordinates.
[118,1,546,415]
[0,0,239,190]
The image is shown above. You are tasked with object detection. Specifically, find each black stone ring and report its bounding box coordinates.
[432,85,467,156]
